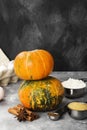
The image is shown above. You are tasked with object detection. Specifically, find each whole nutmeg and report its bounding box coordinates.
[0,87,4,100]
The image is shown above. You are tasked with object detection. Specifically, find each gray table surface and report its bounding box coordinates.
[0,71,87,130]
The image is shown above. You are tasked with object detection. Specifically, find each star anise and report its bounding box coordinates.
[16,108,28,122]
[8,104,39,122]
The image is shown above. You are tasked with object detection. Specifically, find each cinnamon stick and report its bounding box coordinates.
[8,108,18,116]
[8,104,39,122]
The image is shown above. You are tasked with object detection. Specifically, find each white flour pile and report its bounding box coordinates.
[62,78,86,89]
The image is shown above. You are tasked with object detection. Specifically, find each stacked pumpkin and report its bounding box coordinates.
[14,49,64,111]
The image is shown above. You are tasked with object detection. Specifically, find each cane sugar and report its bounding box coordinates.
[68,102,87,111]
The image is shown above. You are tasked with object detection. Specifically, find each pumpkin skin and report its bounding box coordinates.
[18,76,64,111]
[14,49,54,80]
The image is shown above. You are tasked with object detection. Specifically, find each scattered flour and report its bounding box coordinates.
[62,78,86,89]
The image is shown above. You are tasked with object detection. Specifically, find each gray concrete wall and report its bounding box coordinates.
[0,0,87,70]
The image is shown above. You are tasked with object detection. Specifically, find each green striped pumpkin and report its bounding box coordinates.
[18,76,64,111]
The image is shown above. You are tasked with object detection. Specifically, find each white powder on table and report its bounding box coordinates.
[62,78,86,89]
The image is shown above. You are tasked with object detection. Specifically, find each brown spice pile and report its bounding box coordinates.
[8,104,39,122]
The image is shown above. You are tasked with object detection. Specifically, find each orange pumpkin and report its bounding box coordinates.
[18,76,64,111]
[14,49,54,80]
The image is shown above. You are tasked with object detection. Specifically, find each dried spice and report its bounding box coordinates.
[8,104,39,122]
[16,108,28,122]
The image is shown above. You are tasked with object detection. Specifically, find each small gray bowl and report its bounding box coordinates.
[64,87,86,98]
[67,102,87,120]
[68,109,87,120]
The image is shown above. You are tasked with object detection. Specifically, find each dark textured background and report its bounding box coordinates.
[0,0,87,70]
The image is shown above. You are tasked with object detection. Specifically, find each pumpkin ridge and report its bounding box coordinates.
[35,50,47,77]
[26,52,30,79]
[19,80,34,92]
[27,52,34,79]
[32,51,40,79]
[50,79,58,105]
[50,78,62,105]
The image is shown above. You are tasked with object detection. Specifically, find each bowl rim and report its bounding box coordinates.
[64,86,86,90]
